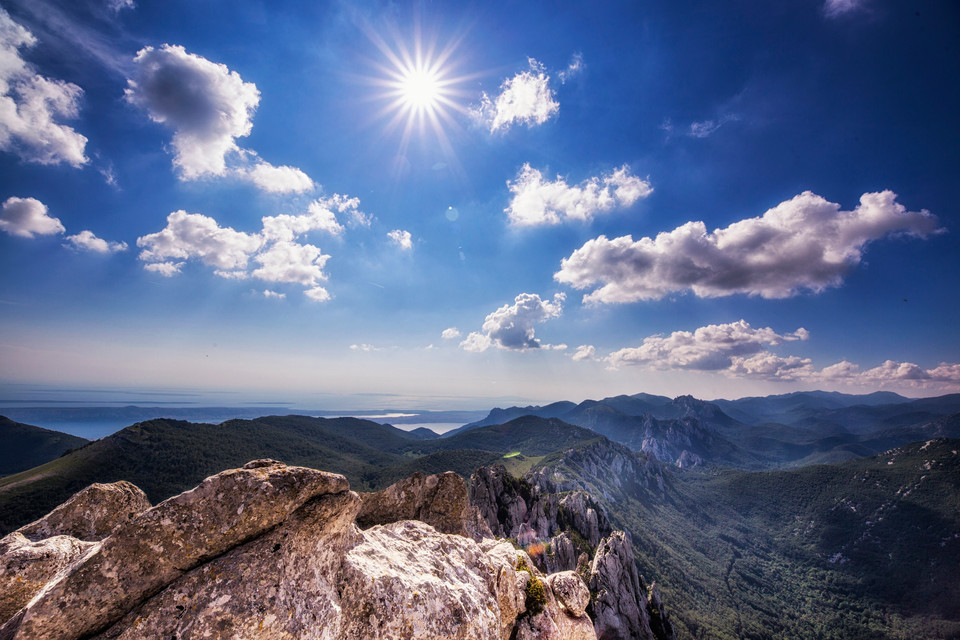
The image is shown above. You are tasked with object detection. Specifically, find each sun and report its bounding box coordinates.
[363,23,473,156]
[399,67,441,112]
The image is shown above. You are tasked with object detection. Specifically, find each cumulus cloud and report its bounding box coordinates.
[821,360,960,385]
[0,9,88,167]
[261,197,350,242]
[460,292,564,353]
[387,229,412,250]
[607,320,809,371]
[125,44,313,192]
[476,58,558,132]
[556,190,941,304]
[441,327,461,340]
[240,160,314,194]
[0,196,64,237]
[505,163,652,226]
[251,240,330,289]
[125,44,259,179]
[262,289,285,300]
[143,261,182,276]
[64,230,128,253]
[137,210,263,273]
[572,345,596,361]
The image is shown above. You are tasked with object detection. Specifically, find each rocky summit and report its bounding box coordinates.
[0,459,672,640]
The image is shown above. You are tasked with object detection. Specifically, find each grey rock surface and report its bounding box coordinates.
[0,533,95,623]
[0,460,348,640]
[15,481,150,542]
[589,531,655,640]
[357,471,492,540]
[546,571,590,618]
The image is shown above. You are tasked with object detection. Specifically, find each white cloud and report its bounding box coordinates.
[251,240,330,287]
[727,352,815,381]
[143,261,182,276]
[137,210,263,271]
[261,198,349,242]
[556,190,941,304]
[558,52,584,84]
[821,360,960,385]
[262,289,285,300]
[0,9,88,167]
[304,286,331,302]
[476,58,558,132]
[460,292,564,352]
[64,230,128,253]
[505,163,652,226]
[441,327,461,340]
[0,196,64,238]
[607,320,809,371]
[125,44,259,179]
[350,343,379,352]
[387,229,412,250]
[572,345,596,362]
[240,160,314,194]
[125,44,314,192]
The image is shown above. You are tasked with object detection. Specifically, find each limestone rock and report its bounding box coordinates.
[646,582,675,640]
[15,481,150,542]
[559,492,608,547]
[547,571,589,618]
[357,471,492,540]
[544,532,578,574]
[0,460,348,640]
[512,568,595,640]
[92,489,361,640]
[0,534,95,624]
[589,531,655,640]
[338,519,512,639]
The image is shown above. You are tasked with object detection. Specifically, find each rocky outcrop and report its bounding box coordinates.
[0,534,95,623]
[589,531,654,640]
[0,460,599,640]
[357,471,492,540]
[1,459,348,640]
[646,582,674,640]
[15,481,150,542]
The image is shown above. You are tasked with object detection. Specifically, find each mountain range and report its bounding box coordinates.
[2,389,959,638]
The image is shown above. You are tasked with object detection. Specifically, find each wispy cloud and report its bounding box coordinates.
[558,52,584,84]
[556,190,941,304]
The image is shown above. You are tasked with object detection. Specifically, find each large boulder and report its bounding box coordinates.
[357,471,492,540]
[0,460,348,640]
[92,488,361,639]
[15,481,150,542]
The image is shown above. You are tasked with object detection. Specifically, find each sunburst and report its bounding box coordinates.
[364,23,473,163]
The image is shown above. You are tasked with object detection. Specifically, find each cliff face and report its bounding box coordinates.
[0,460,600,640]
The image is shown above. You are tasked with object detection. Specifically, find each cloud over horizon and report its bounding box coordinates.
[0,9,88,167]
[556,190,941,304]
[461,292,564,352]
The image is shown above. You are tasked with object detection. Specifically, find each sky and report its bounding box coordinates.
[1,0,959,409]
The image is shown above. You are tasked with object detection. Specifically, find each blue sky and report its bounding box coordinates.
[1,0,958,409]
